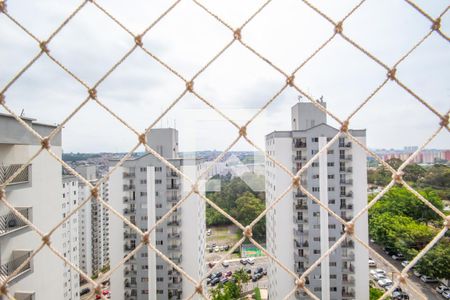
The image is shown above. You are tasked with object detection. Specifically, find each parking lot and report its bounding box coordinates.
[206,256,269,292]
[370,241,444,300]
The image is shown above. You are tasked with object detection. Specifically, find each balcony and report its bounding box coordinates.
[0,207,32,237]
[294,156,307,161]
[167,220,181,226]
[168,244,181,251]
[294,229,309,236]
[340,192,353,198]
[342,291,355,298]
[167,184,180,190]
[342,277,355,285]
[339,142,352,148]
[0,164,30,186]
[339,155,353,161]
[294,239,309,248]
[293,140,307,148]
[123,184,135,191]
[124,279,137,288]
[124,244,136,251]
[294,203,308,210]
[124,268,137,276]
[167,232,181,239]
[293,216,308,224]
[294,192,308,198]
[0,251,32,281]
[124,232,137,239]
[123,208,136,215]
[170,255,182,264]
[123,172,135,178]
[166,171,178,177]
[340,179,353,185]
[341,240,354,248]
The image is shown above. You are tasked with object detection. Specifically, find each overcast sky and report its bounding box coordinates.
[1,0,449,153]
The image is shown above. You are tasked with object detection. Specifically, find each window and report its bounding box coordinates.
[312,187,320,192]
[155,167,162,172]
[330,262,336,266]
[156,265,163,270]
[155,179,162,184]
[140,179,147,184]
[327,162,334,167]
[156,240,163,245]
[140,167,146,172]
[312,137,318,142]
[313,249,320,254]
[328,174,334,179]
[157,277,164,282]
[157,290,163,294]
[312,162,319,167]
[140,192,147,196]
[328,187,334,191]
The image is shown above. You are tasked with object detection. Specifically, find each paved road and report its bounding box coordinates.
[206,256,268,292]
[370,242,442,300]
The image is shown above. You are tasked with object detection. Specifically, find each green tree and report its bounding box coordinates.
[370,187,444,224]
[370,287,387,300]
[210,268,249,300]
[234,192,266,241]
[415,240,450,279]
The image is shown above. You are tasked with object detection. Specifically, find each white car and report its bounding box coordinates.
[401,260,409,267]
[378,278,393,287]
[206,229,212,236]
[373,273,387,280]
[442,291,450,300]
[413,269,421,277]
[436,284,450,294]
[368,258,376,267]
[247,258,255,265]
[420,275,438,283]
[370,269,386,276]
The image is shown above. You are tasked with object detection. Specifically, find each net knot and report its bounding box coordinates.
[91,187,99,199]
[0,1,7,13]
[239,126,247,137]
[88,88,97,99]
[440,114,449,128]
[0,94,4,105]
[42,234,51,245]
[0,285,8,296]
[340,120,349,132]
[243,226,252,238]
[195,284,203,294]
[142,232,150,245]
[399,274,408,284]
[39,41,49,53]
[387,68,397,80]
[295,278,305,289]
[392,171,404,184]
[41,137,50,149]
[444,215,450,228]
[135,35,143,47]
[186,81,194,92]
[138,133,146,144]
[335,22,343,34]
[234,28,241,40]
[292,175,300,188]
[432,18,441,31]
[192,183,199,194]
[345,222,354,235]
[286,75,295,87]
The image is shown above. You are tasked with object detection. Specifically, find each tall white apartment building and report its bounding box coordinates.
[265,102,369,300]
[0,113,65,300]
[109,128,206,300]
[76,165,110,277]
[61,175,81,300]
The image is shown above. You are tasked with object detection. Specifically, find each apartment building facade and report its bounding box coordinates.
[76,165,110,277]
[61,175,81,300]
[265,102,369,300]
[109,128,206,300]
[0,113,65,299]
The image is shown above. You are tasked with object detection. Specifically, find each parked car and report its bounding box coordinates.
[206,229,212,236]
[213,272,222,279]
[373,273,387,280]
[221,260,229,268]
[420,275,438,283]
[80,288,90,296]
[210,277,220,286]
[255,267,264,274]
[392,291,409,300]
[378,278,393,287]
[240,258,248,265]
[413,269,421,277]
[442,291,450,299]
[206,277,212,285]
[247,258,255,265]
[225,271,232,277]
[392,253,405,260]
[252,274,259,282]
[368,258,376,267]
[214,246,220,252]
[219,245,225,251]
[220,277,229,284]
[208,262,215,268]
[401,260,409,267]
[370,269,386,276]
[245,268,252,274]
[436,284,450,294]
[224,245,230,251]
